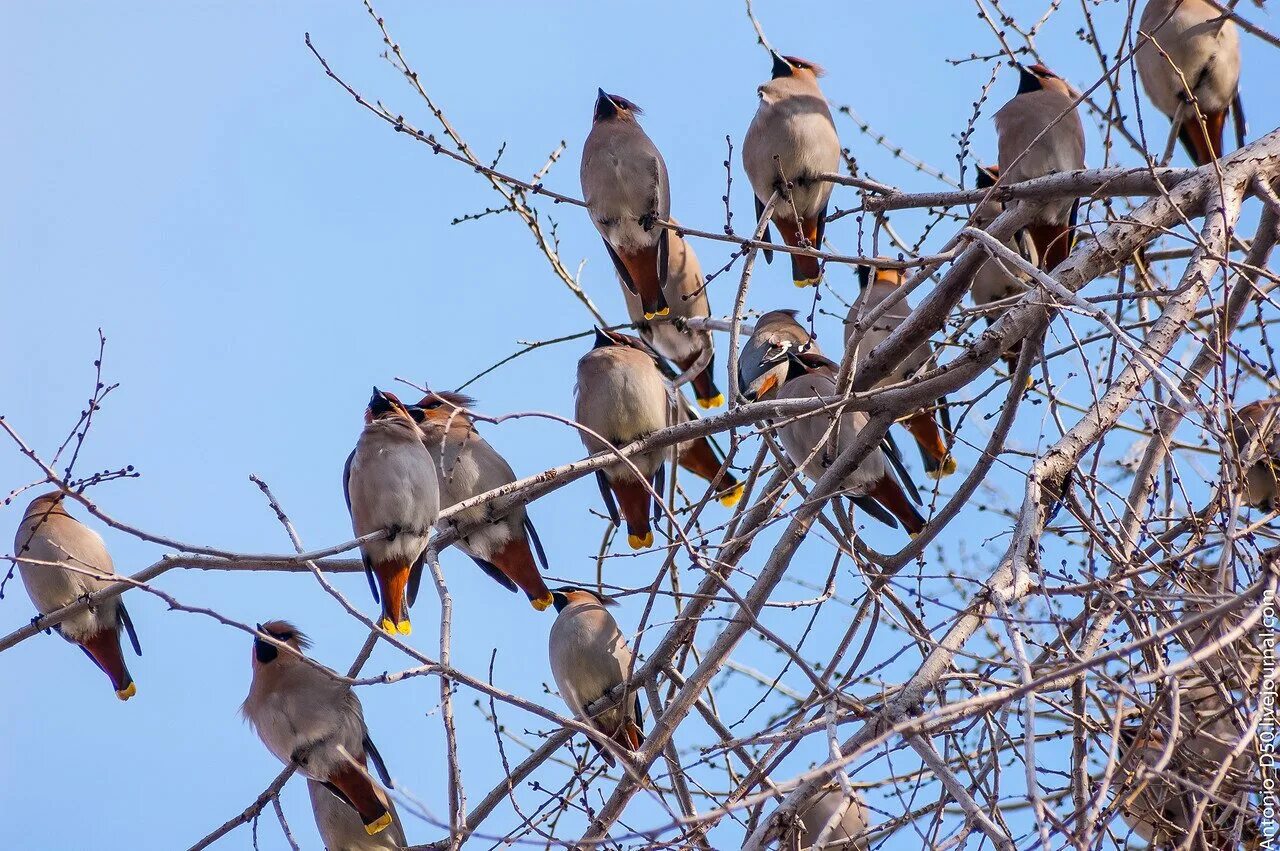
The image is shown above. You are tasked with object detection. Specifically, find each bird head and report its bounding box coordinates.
[769,52,824,81]
[365,387,414,424]
[407,390,477,430]
[549,586,618,613]
[1016,63,1071,97]
[739,311,813,402]
[594,89,643,123]
[252,620,311,667]
[857,264,904,290]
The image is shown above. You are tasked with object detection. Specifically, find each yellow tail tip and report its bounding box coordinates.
[793,276,821,288]
[697,393,725,409]
[627,532,654,550]
[380,618,397,635]
[655,306,670,317]
[719,483,744,507]
[364,812,394,836]
[531,593,554,612]
[396,619,413,636]
[908,531,921,540]
[116,682,137,701]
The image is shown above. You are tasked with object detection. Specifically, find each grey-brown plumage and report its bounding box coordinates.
[1231,396,1280,510]
[242,621,398,838]
[308,779,406,851]
[1136,0,1243,166]
[547,587,644,768]
[845,266,954,478]
[407,391,553,611]
[772,350,927,535]
[622,227,722,408]
[1115,680,1255,848]
[344,388,440,636]
[792,785,871,850]
[743,53,841,287]
[581,90,672,319]
[738,309,820,402]
[12,492,141,700]
[994,64,1086,271]
[574,328,670,550]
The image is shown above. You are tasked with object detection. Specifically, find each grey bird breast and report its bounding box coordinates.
[575,348,670,478]
[995,89,1085,224]
[347,422,440,565]
[425,430,523,558]
[244,666,365,778]
[581,124,671,253]
[1136,0,1239,117]
[14,509,121,643]
[743,85,840,218]
[549,603,633,731]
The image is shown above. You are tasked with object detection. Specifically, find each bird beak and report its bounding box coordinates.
[1016,65,1041,94]
[592,327,614,349]
[770,51,793,79]
[594,88,618,120]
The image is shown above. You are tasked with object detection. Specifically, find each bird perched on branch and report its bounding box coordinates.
[791,784,871,850]
[845,265,955,478]
[768,344,926,534]
[344,388,439,636]
[581,89,672,320]
[969,164,1034,376]
[623,226,723,409]
[994,63,1086,272]
[548,586,645,769]
[576,328,740,550]
[406,391,553,611]
[308,779,406,850]
[12,492,142,701]
[739,309,820,403]
[1231,396,1280,511]
[242,622,398,838]
[1136,0,1244,166]
[1115,681,1256,849]
[743,52,841,288]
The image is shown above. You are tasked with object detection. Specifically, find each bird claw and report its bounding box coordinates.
[639,212,657,232]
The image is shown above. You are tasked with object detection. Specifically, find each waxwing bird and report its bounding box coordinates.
[622,227,723,408]
[1231,396,1280,510]
[970,165,1034,376]
[406,391,553,611]
[1136,0,1244,166]
[743,52,841,288]
[581,89,672,320]
[243,622,397,837]
[845,265,955,478]
[738,309,820,403]
[771,346,926,534]
[576,329,740,549]
[994,63,1087,272]
[1115,683,1255,848]
[13,492,141,700]
[791,784,871,850]
[344,388,440,636]
[547,587,644,768]
[308,780,406,850]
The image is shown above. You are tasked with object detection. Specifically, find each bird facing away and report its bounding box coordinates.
[242,622,397,837]
[344,388,440,636]
[1231,396,1280,511]
[743,52,841,288]
[738,309,821,403]
[13,491,142,701]
[1136,0,1244,166]
[969,164,1034,376]
[581,89,672,320]
[793,784,871,850]
[576,329,740,550]
[994,63,1086,272]
[622,226,723,409]
[845,265,955,478]
[406,391,553,612]
[547,587,645,768]
[770,347,927,534]
[308,779,406,851]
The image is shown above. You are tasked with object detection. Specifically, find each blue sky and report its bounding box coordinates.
[3,2,1277,849]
